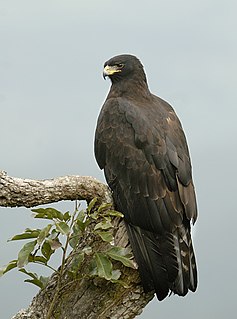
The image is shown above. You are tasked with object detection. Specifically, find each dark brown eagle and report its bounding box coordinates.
[94,54,198,301]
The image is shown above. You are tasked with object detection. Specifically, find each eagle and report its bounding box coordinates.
[94,54,198,301]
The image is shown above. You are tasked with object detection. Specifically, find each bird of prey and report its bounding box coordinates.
[94,54,198,301]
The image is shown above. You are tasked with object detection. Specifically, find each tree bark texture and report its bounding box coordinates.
[0,170,112,207]
[0,171,154,319]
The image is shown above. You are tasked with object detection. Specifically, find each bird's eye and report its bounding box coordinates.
[116,63,124,68]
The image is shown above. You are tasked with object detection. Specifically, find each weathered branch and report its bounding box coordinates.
[0,170,154,319]
[0,170,112,207]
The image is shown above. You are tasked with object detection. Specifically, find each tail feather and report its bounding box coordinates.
[126,222,197,300]
[172,226,197,295]
[171,229,189,295]
[188,240,198,291]
[126,223,169,300]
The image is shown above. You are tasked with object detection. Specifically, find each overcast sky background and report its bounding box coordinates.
[0,0,236,318]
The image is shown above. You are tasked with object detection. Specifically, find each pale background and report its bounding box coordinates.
[0,0,236,318]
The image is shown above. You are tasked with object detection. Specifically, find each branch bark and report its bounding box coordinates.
[0,170,112,207]
[0,170,154,319]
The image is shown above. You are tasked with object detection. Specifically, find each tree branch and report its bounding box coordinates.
[0,170,154,319]
[0,170,112,207]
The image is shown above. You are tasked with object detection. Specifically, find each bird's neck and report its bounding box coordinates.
[108,78,151,100]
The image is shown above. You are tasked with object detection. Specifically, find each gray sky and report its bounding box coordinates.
[0,0,236,318]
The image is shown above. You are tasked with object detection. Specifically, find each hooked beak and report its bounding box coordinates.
[103,65,121,79]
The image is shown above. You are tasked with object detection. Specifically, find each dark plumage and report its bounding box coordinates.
[94,54,198,301]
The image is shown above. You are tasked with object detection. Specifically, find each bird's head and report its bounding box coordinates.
[103,54,146,84]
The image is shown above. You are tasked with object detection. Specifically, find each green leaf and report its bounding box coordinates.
[17,240,37,268]
[19,268,38,279]
[41,241,54,260]
[69,235,80,249]
[106,247,136,269]
[37,224,52,245]
[0,260,18,277]
[77,209,86,222]
[89,258,97,276]
[75,218,87,232]
[69,213,90,248]
[39,275,50,288]
[106,210,124,218]
[28,277,47,288]
[87,197,98,213]
[55,222,70,235]
[95,252,112,280]
[74,210,89,232]
[63,211,71,222]
[9,229,41,241]
[48,238,62,250]
[24,278,44,289]
[32,208,64,221]
[19,269,48,289]
[94,220,113,231]
[97,203,112,213]
[69,253,85,273]
[89,211,99,220]
[28,255,48,265]
[96,230,113,243]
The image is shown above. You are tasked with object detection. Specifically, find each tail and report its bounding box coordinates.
[126,222,197,301]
